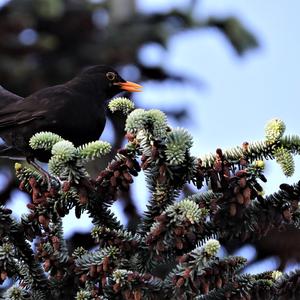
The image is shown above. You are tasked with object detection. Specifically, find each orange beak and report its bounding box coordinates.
[116,81,143,92]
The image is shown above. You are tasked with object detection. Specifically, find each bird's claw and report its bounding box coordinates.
[41,172,52,191]
[28,159,60,191]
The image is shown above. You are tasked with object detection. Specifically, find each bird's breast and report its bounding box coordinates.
[38,96,106,147]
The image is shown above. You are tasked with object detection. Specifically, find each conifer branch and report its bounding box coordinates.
[2,112,300,299]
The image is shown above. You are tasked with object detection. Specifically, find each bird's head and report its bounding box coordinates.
[78,65,142,98]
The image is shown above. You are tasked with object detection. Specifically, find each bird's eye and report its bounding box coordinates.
[106,72,116,81]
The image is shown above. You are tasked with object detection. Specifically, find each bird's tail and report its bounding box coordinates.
[0,85,23,109]
[0,143,25,160]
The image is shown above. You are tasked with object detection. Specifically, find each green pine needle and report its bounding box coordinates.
[274,147,295,177]
[77,141,111,160]
[203,239,221,257]
[265,118,286,143]
[3,286,31,300]
[272,270,283,281]
[29,131,63,150]
[125,108,168,138]
[48,155,65,176]
[51,140,76,162]
[165,128,193,165]
[108,97,135,114]
[165,199,207,224]
[112,269,130,284]
[75,290,92,300]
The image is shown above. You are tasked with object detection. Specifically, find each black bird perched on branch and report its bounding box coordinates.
[0,65,142,166]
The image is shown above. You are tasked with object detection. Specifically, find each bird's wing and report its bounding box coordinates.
[0,84,69,131]
[0,114,44,129]
[0,108,46,129]
[0,100,46,130]
[0,86,28,127]
[0,85,23,107]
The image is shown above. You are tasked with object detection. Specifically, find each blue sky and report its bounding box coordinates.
[2,0,300,274]
[134,0,300,273]
[135,0,300,196]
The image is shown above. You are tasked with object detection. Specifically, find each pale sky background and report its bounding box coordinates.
[2,0,300,275]
[134,0,300,274]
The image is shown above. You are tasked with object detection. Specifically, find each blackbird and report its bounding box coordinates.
[0,65,142,164]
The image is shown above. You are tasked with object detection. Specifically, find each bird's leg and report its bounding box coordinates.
[27,158,52,190]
